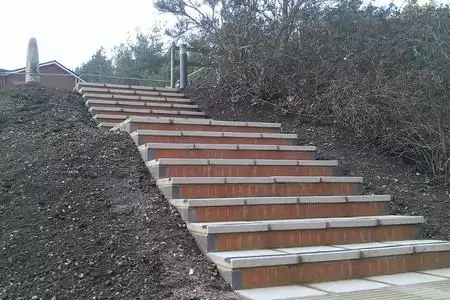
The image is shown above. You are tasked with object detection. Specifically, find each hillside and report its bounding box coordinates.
[0,86,236,300]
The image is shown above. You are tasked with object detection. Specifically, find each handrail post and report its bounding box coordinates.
[170,42,176,88]
[179,44,188,89]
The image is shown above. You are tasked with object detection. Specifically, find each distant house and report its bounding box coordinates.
[0,60,85,90]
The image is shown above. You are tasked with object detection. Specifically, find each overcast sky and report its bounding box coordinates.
[0,0,446,71]
[0,0,169,70]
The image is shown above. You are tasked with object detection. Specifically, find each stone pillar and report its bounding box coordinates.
[25,38,40,84]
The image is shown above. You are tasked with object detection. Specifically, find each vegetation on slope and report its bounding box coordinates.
[156,0,450,184]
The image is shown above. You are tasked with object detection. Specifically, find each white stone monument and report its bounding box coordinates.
[25,37,40,84]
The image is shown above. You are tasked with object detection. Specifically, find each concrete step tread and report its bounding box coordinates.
[138,143,316,151]
[79,88,184,98]
[86,100,198,109]
[118,116,281,128]
[208,240,449,269]
[76,82,179,93]
[130,129,296,139]
[111,117,212,131]
[78,83,183,94]
[169,195,392,207]
[102,110,204,116]
[93,111,205,120]
[89,106,199,114]
[236,272,450,299]
[157,176,364,185]
[187,215,425,234]
[147,158,338,166]
[82,93,192,103]
[98,122,117,128]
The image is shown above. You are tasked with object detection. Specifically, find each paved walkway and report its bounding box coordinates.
[237,269,450,299]
[301,280,450,300]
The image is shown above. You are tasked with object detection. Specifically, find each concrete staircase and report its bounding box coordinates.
[75,82,450,299]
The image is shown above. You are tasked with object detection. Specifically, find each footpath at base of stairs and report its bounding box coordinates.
[237,271,450,299]
[76,82,450,299]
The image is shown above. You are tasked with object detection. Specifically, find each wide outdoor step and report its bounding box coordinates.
[83,93,192,103]
[188,216,424,252]
[85,99,199,111]
[89,107,204,118]
[80,88,185,98]
[93,112,206,125]
[170,195,391,222]
[76,84,186,98]
[157,176,363,199]
[76,82,179,93]
[147,158,339,179]
[115,116,281,133]
[209,240,450,289]
[139,143,317,160]
[130,130,298,146]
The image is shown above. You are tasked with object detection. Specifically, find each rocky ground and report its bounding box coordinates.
[0,86,238,300]
[191,87,450,241]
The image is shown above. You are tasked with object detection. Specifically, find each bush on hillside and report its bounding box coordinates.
[161,0,450,182]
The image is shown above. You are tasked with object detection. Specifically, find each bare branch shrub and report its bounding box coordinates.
[158,0,450,182]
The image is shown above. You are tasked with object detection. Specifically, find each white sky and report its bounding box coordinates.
[0,0,446,71]
[0,0,170,70]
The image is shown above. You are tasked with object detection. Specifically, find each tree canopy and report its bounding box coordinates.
[76,30,168,85]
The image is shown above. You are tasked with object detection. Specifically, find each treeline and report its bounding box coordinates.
[76,28,207,87]
[154,0,450,182]
[75,30,170,86]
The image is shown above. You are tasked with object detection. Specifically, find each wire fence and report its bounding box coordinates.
[1,72,77,76]
[79,73,171,87]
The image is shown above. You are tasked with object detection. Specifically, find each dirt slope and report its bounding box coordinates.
[192,88,450,241]
[0,86,237,300]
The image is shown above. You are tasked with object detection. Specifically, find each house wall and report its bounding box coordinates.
[1,64,78,90]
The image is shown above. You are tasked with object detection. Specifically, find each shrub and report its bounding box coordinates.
[158,0,450,182]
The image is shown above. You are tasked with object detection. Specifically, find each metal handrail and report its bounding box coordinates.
[80,73,170,83]
[175,67,208,88]
[187,67,206,79]
[2,72,79,77]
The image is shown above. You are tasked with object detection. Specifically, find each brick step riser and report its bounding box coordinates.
[83,90,187,99]
[96,115,206,124]
[160,182,362,199]
[88,104,199,112]
[91,110,203,118]
[134,136,296,147]
[128,123,280,133]
[142,149,316,161]
[78,83,178,92]
[177,202,390,223]
[221,251,450,289]
[85,97,193,104]
[150,165,337,179]
[193,224,422,252]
